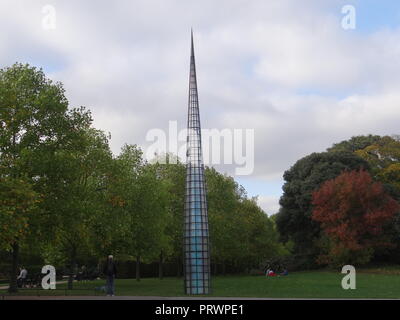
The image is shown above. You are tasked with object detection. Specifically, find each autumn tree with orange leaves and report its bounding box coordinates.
[312,170,399,266]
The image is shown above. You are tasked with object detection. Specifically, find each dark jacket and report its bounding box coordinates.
[103,260,117,277]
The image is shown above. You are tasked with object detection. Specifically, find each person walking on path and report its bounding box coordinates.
[103,255,117,296]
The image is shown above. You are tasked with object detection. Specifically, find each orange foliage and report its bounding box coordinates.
[312,170,399,263]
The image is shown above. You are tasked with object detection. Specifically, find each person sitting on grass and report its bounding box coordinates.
[280,269,289,276]
[267,269,276,277]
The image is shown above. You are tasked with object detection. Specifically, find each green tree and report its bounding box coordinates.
[206,167,243,274]
[108,145,168,281]
[0,177,39,290]
[231,198,284,271]
[0,63,74,292]
[150,154,185,279]
[355,136,400,193]
[48,127,112,289]
[206,167,285,274]
[328,135,382,153]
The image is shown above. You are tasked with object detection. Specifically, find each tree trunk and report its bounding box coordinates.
[159,251,163,280]
[222,261,226,276]
[8,242,19,293]
[136,255,140,281]
[214,262,218,276]
[8,131,19,293]
[176,257,181,278]
[68,246,76,290]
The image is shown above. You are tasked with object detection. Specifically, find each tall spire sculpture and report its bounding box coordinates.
[183,30,211,295]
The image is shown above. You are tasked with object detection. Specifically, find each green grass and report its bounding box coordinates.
[1,270,400,298]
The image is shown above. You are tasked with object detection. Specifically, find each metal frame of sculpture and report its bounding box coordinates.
[183,30,211,295]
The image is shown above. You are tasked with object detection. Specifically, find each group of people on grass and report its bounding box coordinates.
[264,265,289,277]
[15,256,285,296]
[13,256,116,295]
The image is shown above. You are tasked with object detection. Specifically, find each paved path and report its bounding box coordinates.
[0,280,69,290]
[1,295,271,300]
[1,295,397,300]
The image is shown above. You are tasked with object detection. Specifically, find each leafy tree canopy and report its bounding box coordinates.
[312,170,399,266]
[276,151,369,254]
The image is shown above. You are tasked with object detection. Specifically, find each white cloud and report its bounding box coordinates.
[1,0,400,206]
[257,195,281,215]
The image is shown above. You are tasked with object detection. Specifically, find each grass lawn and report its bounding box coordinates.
[1,270,400,298]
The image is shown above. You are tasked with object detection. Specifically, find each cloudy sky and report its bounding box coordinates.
[2,0,400,214]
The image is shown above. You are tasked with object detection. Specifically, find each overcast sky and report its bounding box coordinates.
[2,0,400,214]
